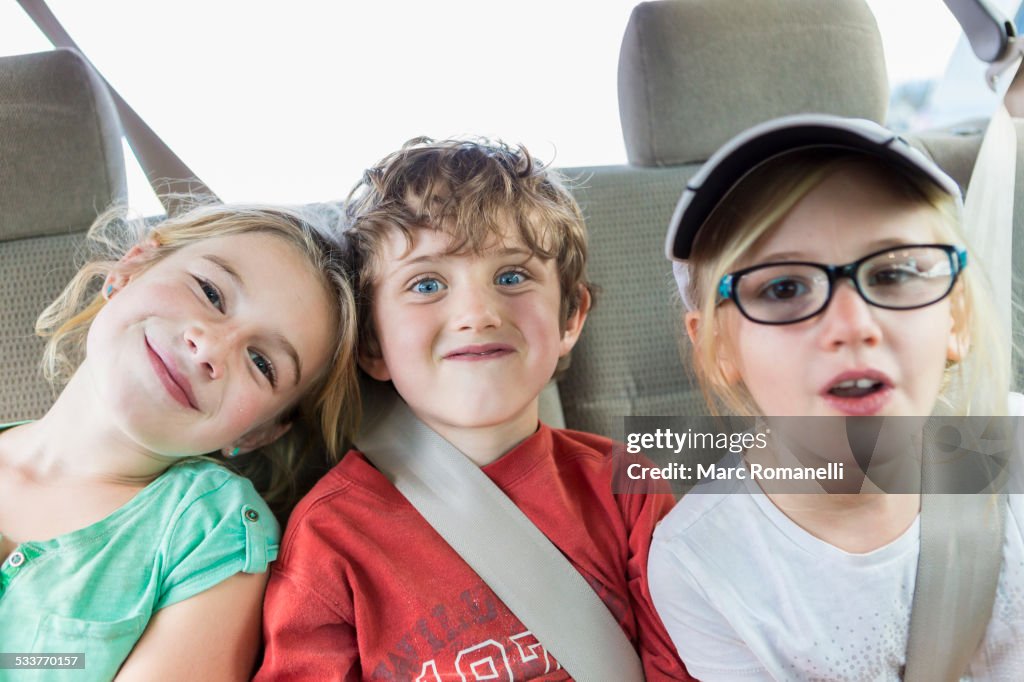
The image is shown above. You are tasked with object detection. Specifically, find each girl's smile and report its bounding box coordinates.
[145,335,199,410]
[85,232,336,457]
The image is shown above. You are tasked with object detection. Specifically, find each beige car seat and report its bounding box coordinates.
[558,0,887,435]
[0,48,126,422]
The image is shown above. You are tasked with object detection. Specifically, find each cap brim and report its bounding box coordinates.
[665,114,962,261]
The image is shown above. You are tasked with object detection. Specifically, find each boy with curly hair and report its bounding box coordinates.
[257,138,688,681]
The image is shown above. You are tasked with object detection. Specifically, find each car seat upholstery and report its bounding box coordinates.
[0,48,126,422]
[616,0,888,167]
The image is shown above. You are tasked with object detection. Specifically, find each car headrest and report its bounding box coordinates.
[0,48,126,242]
[618,0,890,167]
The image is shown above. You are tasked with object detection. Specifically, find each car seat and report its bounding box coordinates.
[556,0,1021,437]
[0,48,126,422]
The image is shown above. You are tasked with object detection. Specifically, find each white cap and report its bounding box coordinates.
[665,114,963,308]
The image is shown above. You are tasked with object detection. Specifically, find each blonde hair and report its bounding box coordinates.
[345,137,594,362]
[36,201,360,517]
[684,151,1009,417]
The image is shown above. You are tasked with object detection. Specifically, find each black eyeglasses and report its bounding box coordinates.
[717,244,967,325]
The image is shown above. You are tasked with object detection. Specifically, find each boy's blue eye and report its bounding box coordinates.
[249,349,276,385]
[496,270,526,286]
[412,278,445,294]
[196,277,224,311]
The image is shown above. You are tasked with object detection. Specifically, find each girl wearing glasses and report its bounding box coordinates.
[648,114,1022,680]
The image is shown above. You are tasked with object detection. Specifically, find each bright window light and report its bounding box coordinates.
[1,1,1014,213]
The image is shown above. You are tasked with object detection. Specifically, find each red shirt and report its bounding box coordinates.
[256,424,691,681]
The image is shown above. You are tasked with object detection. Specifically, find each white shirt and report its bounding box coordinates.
[649,444,1024,681]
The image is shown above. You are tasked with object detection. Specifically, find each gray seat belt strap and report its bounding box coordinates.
[905,5,1019,677]
[905,491,1007,681]
[355,383,644,682]
[16,0,220,213]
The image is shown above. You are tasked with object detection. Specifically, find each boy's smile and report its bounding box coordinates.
[443,343,516,361]
[362,225,588,464]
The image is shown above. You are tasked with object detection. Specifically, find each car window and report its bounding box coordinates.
[1,0,1013,212]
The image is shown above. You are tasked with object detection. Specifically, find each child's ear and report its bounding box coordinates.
[685,310,741,385]
[945,286,971,364]
[358,350,392,382]
[558,286,592,356]
[946,326,966,364]
[946,310,969,364]
[103,239,160,298]
[684,310,701,345]
[357,315,392,381]
[223,420,293,457]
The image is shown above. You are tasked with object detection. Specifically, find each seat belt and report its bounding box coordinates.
[16,0,219,214]
[355,381,645,682]
[906,492,1008,681]
[905,3,1019,679]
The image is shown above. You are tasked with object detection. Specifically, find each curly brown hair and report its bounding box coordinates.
[344,137,594,362]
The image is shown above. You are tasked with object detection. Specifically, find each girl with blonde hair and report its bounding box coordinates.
[0,203,358,680]
[649,114,1022,680]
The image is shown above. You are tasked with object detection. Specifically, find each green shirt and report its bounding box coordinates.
[0,456,279,681]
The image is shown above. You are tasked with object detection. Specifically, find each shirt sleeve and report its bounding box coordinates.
[648,533,772,681]
[253,509,362,679]
[620,487,697,681]
[157,472,280,610]
[256,565,361,681]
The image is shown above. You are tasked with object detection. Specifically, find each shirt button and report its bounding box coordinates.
[7,552,24,568]
[244,509,259,523]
